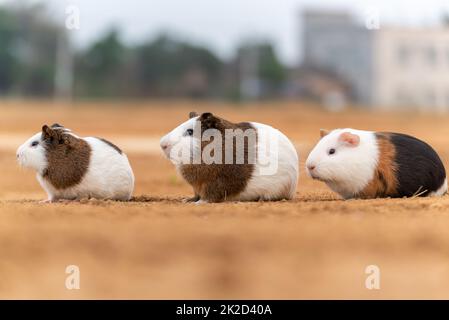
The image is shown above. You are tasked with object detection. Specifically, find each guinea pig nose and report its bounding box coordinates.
[308,164,316,171]
[160,142,168,150]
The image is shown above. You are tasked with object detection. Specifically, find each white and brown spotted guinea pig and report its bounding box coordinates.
[16,124,135,202]
[160,112,299,203]
[306,128,447,199]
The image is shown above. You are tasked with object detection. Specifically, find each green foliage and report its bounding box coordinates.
[134,35,223,97]
[0,5,59,96]
[0,5,287,100]
[83,29,126,76]
[0,8,18,93]
[257,44,286,84]
[237,42,287,98]
[75,29,128,97]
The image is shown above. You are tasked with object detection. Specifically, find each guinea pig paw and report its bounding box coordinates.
[54,199,81,204]
[56,199,75,204]
[194,199,208,205]
[183,196,200,203]
[39,199,53,204]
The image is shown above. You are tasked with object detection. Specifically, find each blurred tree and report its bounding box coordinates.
[0,8,18,94]
[236,42,286,100]
[134,35,223,97]
[0,4,60,97]
[0,4,288,101]
[0,5,60,96]
[13,4,59,96]
[257,44,286,85]
[75,29,129,97]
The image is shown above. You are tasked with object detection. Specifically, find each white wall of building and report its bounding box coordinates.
[373,27,449,112]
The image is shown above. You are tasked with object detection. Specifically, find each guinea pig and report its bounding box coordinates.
[306,128,447,199]
[16,124,135,202]
[160,112,299,203]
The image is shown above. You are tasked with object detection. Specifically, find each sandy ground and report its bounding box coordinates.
[1,100,449,299]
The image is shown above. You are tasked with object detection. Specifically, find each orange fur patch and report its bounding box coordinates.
[359,133,398,199]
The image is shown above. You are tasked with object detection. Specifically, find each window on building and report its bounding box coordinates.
[397,45,411,66]
[424,46,437,66]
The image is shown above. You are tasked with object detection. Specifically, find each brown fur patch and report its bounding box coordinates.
[42,126,91,190]
[359,133,398,198]
[320,129,330,138]
[189,111,198,119]
[98,138,122,154]
[180,113,256,202]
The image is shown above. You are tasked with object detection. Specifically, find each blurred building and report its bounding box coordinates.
[301,9,449,111]
[287,65,351,111]
[375,27,449,112]
[302,10,374,107]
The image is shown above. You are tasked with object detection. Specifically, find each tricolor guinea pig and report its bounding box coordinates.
[160,112,299,203]
[306,128,447,199]
[16,124,135,202]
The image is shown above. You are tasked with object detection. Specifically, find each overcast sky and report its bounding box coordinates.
[3,0,449,65]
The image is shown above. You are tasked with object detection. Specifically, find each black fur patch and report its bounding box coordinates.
[98,138,122,155]
[390,133,446,197]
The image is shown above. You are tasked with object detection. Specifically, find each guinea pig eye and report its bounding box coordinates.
[328,148,336,155]
[31,141,39,147]
[185,129,194,136]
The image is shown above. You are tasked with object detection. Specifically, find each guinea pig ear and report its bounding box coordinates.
[320,129,330,138]
[42,125,63,143]
[189,111,198,119]
[338,132,360,147]
[42,125,54,140]
[199,112,219,129]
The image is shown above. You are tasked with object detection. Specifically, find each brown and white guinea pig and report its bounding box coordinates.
[160,112,299,203]
[306,128,447,199]
[16,124,135,202]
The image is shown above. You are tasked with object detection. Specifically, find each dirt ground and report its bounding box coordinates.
[2,100,449,299]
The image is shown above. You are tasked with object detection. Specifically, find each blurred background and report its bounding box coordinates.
[2,0,449,111]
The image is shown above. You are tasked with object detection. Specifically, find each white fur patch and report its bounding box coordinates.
[306,128,379,199]
[159,117,200,164]
[16,132,47,175]
[234,122,299,201]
